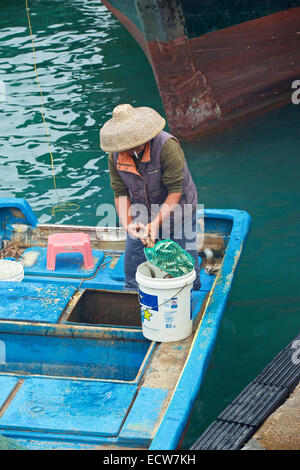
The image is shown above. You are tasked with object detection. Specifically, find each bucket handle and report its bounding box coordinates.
[138,283,189,310]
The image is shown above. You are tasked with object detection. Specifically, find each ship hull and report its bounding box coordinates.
[101,1,300,140]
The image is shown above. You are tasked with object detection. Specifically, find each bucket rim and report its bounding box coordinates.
[136,261,196,289]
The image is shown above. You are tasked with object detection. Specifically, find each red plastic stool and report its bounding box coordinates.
[46,232,94,271]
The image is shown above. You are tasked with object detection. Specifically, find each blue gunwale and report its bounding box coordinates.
[150,209,251,449]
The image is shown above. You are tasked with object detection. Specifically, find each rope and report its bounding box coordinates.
[25,0,80,217]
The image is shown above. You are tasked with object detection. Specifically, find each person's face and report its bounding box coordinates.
[126,143,146,156]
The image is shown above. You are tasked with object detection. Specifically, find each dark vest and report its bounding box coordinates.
[112,131,198,215]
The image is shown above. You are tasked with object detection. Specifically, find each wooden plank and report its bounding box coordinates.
[0,376,19,409]
[0,377,138,437]
[0,282,76,323]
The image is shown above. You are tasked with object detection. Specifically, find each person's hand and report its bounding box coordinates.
[127,222,145,239]
[140,221,159,247]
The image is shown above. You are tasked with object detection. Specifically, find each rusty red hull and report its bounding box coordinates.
[101,1,300,140]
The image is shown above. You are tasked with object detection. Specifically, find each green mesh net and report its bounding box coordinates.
[144,239,195,277]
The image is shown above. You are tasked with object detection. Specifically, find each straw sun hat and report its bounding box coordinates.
[100,104,166,152]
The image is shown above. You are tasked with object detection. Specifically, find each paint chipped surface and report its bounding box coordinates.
[0,282,76,323]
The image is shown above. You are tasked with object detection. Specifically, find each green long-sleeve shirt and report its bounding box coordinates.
[108,139,186,198]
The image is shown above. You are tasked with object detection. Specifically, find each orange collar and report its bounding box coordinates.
[116,143,150,176]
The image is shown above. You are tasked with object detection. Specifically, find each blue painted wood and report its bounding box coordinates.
[23,275,83,288]
[119,386,168,446]
[80,258,126,291]
[0,317,145,341]
[199,268,215,292]
[0,377,137,437]
[0,376,18,408]
[3,438,107,450]
[0,332,150,381]
[0,282,76,323]
[22,247,104,278]
[192,290,208,323]
[110,253,125,281]
[1,428,120,447]
[0,198,37,227]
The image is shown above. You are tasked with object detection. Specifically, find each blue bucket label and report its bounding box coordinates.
[139,290,158,324]
[139,290,159,311]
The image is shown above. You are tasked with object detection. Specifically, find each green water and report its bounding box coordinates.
[1,0,300,450]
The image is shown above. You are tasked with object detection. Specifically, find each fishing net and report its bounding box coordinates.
[144,239,194,277]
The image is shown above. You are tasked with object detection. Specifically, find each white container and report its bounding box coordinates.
[136,262,196,342]
[0,260,24,282]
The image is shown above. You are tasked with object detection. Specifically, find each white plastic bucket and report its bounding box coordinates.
[0,260,24,282]
[136,262,196,342]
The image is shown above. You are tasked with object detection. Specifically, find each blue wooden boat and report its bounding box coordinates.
[0,198,251,450]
